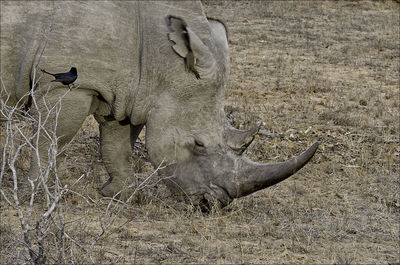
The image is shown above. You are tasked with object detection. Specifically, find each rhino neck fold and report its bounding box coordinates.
[129,2,150,125]
[137,2,144,95]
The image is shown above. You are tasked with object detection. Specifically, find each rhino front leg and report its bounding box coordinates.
[98,120,144,199]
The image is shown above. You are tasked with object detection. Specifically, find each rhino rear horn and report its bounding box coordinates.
[167,16,216,79]
[224,122,261,154]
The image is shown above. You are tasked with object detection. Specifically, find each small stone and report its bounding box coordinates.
[359,99,367,106]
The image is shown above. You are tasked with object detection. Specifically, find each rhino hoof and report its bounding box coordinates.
[99,181,125,199]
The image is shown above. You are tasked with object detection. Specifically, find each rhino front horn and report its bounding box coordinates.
[230,141,319,198]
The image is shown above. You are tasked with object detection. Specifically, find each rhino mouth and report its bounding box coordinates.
[162,182,232,212]
[201,183,233,211]
[160,163,232,211]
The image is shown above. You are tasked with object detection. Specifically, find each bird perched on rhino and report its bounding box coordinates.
[40,67,78,89]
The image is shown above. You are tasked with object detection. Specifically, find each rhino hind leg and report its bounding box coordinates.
[27,88,96,185]
[98,120,144,199]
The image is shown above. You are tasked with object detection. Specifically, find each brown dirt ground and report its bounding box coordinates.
[1,1,399,264]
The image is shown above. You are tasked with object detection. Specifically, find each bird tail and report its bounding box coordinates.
[40,68,55,77]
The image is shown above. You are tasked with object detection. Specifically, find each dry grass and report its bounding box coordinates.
[1,1,399,264]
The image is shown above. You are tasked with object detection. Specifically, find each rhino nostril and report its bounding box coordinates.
[199,196,211,213]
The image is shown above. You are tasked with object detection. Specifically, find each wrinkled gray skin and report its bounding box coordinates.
[1,1,318,210]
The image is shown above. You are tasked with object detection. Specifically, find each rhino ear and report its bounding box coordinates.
[167,16,190,58]
[167,15,216,79]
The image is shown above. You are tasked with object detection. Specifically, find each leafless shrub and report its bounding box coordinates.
[0,68,71,264]
[0,69,165,264]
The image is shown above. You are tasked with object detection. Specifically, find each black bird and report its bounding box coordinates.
[41,67,78,88]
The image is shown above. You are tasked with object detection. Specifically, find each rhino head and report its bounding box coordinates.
[143,16,319,210]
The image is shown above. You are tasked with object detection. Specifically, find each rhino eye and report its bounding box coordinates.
[194,139,205,147]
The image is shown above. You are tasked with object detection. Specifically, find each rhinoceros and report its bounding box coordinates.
[0,1,318,209]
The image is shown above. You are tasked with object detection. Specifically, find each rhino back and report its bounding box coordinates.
[1,1,215,122]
